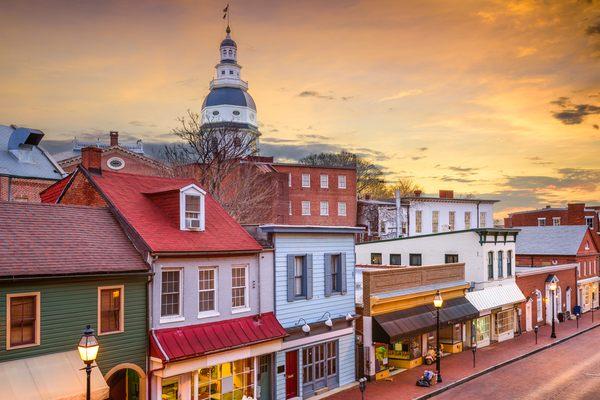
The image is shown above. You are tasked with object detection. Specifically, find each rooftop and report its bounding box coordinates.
[515,225,593,255]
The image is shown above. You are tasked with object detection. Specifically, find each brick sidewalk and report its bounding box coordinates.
[326,311,600,400]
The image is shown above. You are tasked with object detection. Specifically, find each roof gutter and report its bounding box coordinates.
[151,249,262,258]
[0,270,151,282]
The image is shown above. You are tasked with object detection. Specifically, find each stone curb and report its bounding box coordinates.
[413,322,600,400]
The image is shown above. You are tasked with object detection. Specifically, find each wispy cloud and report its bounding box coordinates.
[379,89,423,102]
[550,97,600,125]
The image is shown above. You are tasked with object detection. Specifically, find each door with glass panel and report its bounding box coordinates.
[302,341,338,397]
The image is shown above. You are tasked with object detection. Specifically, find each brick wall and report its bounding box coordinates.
[516,267,577,328]
[274,164,357,226]
[61,149,166,177]
[59,172,106,207]
[0,176,56,202]
[505,203,599,231]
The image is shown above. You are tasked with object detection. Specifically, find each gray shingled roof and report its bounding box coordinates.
[515,225,589,255]
[0,125,64,180]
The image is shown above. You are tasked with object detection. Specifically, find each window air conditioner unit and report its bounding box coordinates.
[186,218,201,230]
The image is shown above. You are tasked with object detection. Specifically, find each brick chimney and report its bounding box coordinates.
[81,147,102,174]
[414,190,422,197]
[439,190,454,199]
[109,131,119,147]
[567,203,585,225]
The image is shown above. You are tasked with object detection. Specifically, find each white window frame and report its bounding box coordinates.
[198,267,219,318]
[320,174,329,189]
[160,268,184,323]
[179,184,206,231]
[231,265,250,313]
[415,210,423,233]
[6,292,41,350]
[301,201,311,216]
[320,201,329,216]
[448,211,455,231]
[464,211,471,230]
[338,175,347,189]
[537,218,546,227]
[288,173,292,187]
[585,216,594,229]
[552,217,561,226]
[480,212,487,228]
[338,202,347,217]
[535,290,543,322]
[97,285,125,335]
[301,174,311,188]
[432,211,439,233]
[289,201,292,216]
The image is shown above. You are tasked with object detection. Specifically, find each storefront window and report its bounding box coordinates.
[475,316,490,343]
[197,357,254,400]
[440,323,461,344]
[391,336,421,360]
[162,378,179,400]
[495,310,514,335]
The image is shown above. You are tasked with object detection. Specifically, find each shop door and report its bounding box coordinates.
[285,351,298,399]
[525,300,533,332]
[258,355,272,400]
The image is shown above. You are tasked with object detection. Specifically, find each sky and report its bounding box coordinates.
[1,0,599,218]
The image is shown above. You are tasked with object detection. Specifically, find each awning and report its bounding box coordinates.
[151,312,287,363]
[577,276,600,285]
[465,283,526,313]
[0,350,109,400]
[373,297,479,342]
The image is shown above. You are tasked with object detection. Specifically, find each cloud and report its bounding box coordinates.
[593,124,599,130]
[299,133,331,141]
[261,137,298,144]
[550,97,600,125]
[438,175,476,183]
[411,155,425,161]
[586,21,600,35]
[516,47,537,57]
[526,156,553,166]
[503,168,600,192]
[298,91,334,100]
[447,166,477,174]
[379,89,423,102]
[418,147,428,152]
[129,120,157,128]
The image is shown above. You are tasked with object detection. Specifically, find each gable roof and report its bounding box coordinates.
[56,145,166,170]
[0,202,147,277]
[515,225,593,255]
[84,169,262,254]
[39,173,73,203]
[0,125,65,180]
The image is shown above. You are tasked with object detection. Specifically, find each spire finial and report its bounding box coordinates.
[226,25,231,35]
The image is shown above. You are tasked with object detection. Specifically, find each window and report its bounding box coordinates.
[553,217,561,226]
[7,293,40,349]
[586,216,594,229]
[293,256,306,297]
[106,157,125,170]
[232,110,241,116]
[330,254,342,293]
[480,212,487,228]
[161,270,182,318]
[445,254,459,263]
[289,201,292,216]
[415,210,423,233]
[301,201,311,216]
[371,253,382,265]
[302,173,311,188]
[338,175,347,189]
[198,268,217,314]
[221,70,225,75]
[432,211,439,233]
[320,175,329,189]
[537,218,546,227]
[449,211,455,231]
[495,309,514,334]
[99,286,124,334]
[338,202,347,216]
[288,173,292,187]
[497,251,504,278]
[232,266,248,310]
[229,70,234,75]
[465,212,471,229]
[320,201,329,216]
[197,358,255,400]
[536,290,543,322]
[487,251,494,280]
[390,254,402,265]
[409,254,422,266]
[180,186,205,231]
[507,250,513,276]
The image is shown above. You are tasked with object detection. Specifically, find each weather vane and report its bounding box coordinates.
[223,3,230,31]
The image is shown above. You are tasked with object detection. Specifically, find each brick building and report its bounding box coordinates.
[516,225,600,313]
[515,264,578,332]
[0,125,65,202]
[54,131,167,176]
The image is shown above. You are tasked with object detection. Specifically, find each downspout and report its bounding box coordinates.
[147,254,159,400]
[395,189,402,238]
[257,252,262,316]
[476,201,481,228]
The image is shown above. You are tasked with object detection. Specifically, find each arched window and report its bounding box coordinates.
[497,251,503,278]
[228,49,232,56]
[535,290,543,322]
[487,252,494,280]
[566,287,572,314]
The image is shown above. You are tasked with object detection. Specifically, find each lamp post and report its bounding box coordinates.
[533,325,538,344]
[433,290,443,383]
[549,282,557,339]
[78,325,99,400]
[358,377,367,400]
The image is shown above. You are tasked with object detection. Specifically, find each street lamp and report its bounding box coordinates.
[433,290,443,383]
[78,325,99,400]
[549,282,557,339]
[358,377,368,400]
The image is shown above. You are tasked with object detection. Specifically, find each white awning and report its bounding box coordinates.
[0,350,109,400]
[577,276,600,285]
[466,283,526,313]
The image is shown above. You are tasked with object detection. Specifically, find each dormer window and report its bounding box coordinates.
[179,185,206,231]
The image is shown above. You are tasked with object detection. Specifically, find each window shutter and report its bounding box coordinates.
[324,254,332,297]
[306,254,313,299]
[340,252,348,294]
[287,254,295,302]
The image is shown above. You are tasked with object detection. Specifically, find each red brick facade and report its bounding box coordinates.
[516,266,577,329]
[60,147,166,176]
[273,164,357,226]
[58,172,107,207]
[0,176,56,202]
[505,203,600,232]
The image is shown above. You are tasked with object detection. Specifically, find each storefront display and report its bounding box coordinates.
[475,315,490,347]
[494,309,514,341]
[440,323,463,353]
[388,335,423,369]
[198,358,255,400]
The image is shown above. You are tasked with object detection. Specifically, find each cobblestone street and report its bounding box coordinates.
[327,311,600,400]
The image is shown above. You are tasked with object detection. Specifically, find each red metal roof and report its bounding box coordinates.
[0,202,148,276]
[87,170,262,254]
[39,173,72,203]
[150,312,286,363]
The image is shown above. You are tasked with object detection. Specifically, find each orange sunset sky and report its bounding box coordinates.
[1,0,599,218]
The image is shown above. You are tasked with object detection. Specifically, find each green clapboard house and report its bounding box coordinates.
[0,201,150,400]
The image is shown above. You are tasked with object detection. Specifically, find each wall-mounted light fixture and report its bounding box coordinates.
[321,312,333,330]
[298,318,311,335]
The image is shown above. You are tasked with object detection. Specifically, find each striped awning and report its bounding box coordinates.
[373,297,479,342]
[465,283,526,312]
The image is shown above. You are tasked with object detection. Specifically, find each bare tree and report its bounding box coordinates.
[388,177,423,197]
[162,110,278,224]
